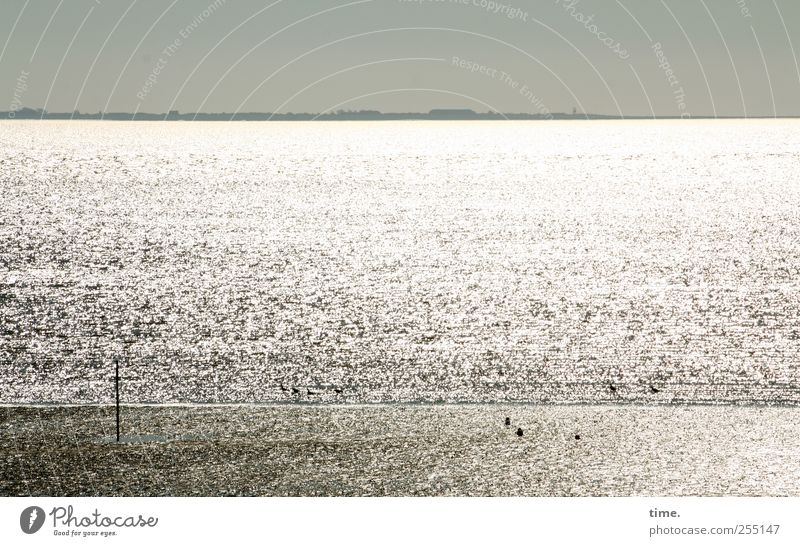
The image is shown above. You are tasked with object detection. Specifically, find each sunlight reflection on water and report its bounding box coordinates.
[1,120,799,404]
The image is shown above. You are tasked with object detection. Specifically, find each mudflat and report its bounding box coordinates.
[2,404,798,496]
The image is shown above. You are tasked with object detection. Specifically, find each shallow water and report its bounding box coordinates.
[1,120,799,404]
[2,405,799,496]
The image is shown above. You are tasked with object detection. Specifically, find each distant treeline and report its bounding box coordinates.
[3,107,784,120]
[3,107,628,121]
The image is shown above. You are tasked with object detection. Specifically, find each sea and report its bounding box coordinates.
[1,119,799,405]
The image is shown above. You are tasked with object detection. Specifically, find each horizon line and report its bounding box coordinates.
[3,106,797,121]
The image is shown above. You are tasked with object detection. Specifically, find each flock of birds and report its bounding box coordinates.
[280,384,343,396]
[608,382,660,394]
[503,381,663,440]
[278,381,663,400]
[278,380,665,441]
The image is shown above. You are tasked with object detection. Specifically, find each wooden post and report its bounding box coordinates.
[115,358,120,442]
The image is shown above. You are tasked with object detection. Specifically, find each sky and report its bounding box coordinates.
[1,0,799,117]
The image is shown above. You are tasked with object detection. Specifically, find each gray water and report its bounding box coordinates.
[1,120,799,404]
[4,405,800,496]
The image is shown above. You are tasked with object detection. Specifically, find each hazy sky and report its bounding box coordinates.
[1,0,799,116]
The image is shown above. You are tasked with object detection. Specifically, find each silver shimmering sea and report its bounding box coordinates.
[1,120,799,496]
[1,120,798,404]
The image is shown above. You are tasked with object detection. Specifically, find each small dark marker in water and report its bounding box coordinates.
[279,384,288,392]
[291,387,300,395]
[307,388,318,395]
[504,417,511,426]
[650,386,660,394]
[114,358,120,443]
[334,387,343,394]
[609,383,617,392]
[516,428,523,437]
[575,434,581,440]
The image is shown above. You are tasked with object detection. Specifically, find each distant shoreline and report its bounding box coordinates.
[3,107,796,121]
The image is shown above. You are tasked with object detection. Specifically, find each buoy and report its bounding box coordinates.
[516,428,523,437]
[504,417,511,426]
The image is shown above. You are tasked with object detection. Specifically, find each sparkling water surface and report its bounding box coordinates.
[3,405,800,496]
[1,120,799,404]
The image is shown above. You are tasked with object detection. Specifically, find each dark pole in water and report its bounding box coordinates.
[115,358,120,443]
